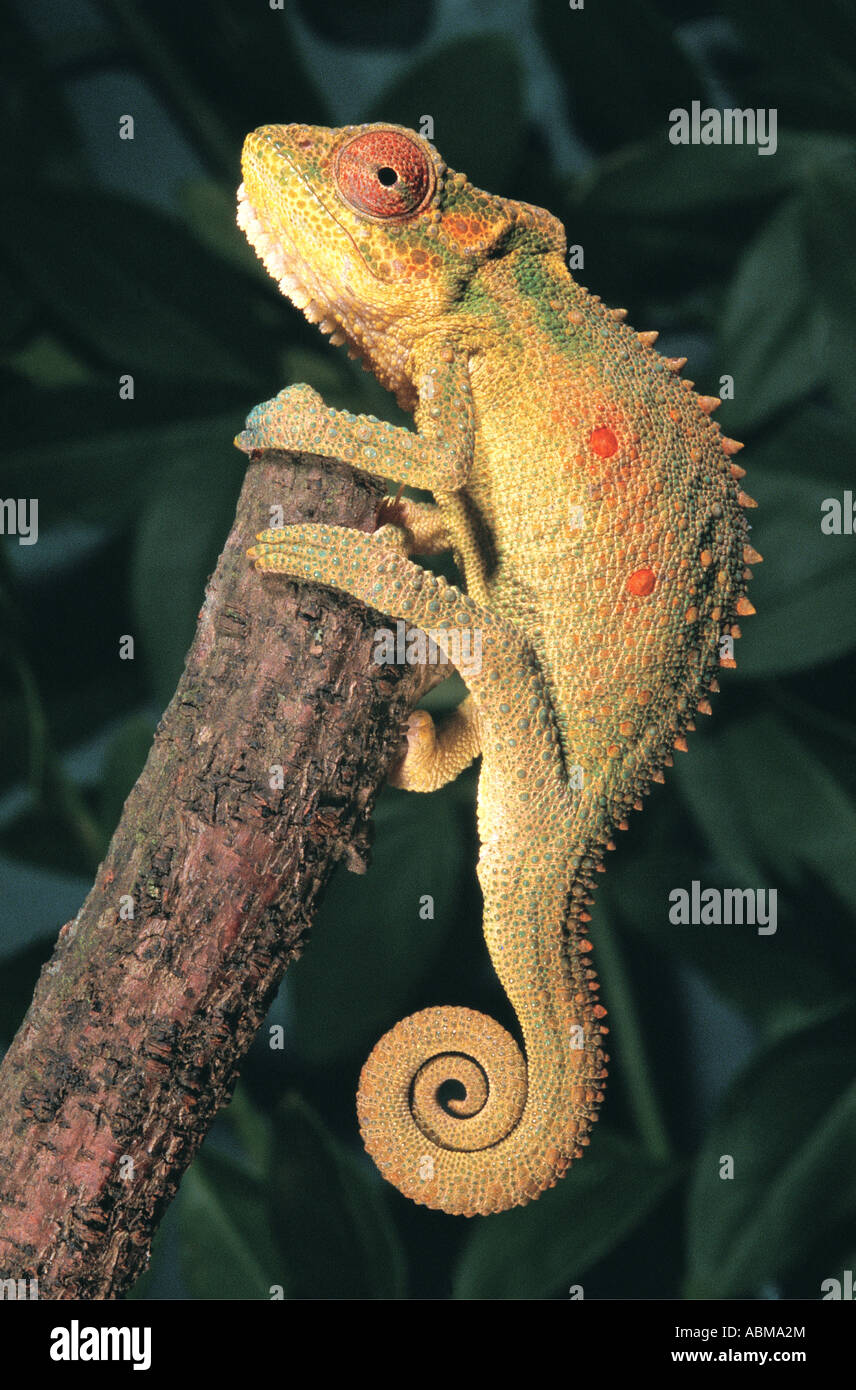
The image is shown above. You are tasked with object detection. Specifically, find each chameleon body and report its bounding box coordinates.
[235,123,757,1216]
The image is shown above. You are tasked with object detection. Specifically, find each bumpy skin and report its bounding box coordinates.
[235,123,758,1216]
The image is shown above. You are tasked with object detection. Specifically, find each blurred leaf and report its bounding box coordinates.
[370,37,525,192]
[98,713,158,838]
[716,196,826,432]
[225,1082,273,1176]
[747,404,855,485]
[108,0,330,154]
[454,1131,681,1300]
[536,0,704,154]
[685,1005,856,1297]
[674,711,856,922]
[178,177,268,276]
[2,388,246,531]
[574,132,855,216]
[295,0,434,48]
[0,267,36,349]
[726,463,856,677]
[281,348,366,413]
[131,437,241,705]
[0,189,277,385]
[0,853,85,960]
[0,6,87,184]
[0,938,52,1043]
[0,672,149,802]
[179,1149,281,1300]
[9,334,93,388]
[723,0,856,134]
[802,161,856,422]
[611,848,853,1037]
[291,777,472,1066]
[0,803,96,878]
[268,1094,406,1300]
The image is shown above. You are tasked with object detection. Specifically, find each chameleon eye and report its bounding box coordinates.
[336,130,434,219]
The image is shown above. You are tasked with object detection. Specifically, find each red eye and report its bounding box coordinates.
[335,130,434,219]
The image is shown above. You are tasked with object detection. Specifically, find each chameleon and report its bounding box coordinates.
[234,121,758,1217]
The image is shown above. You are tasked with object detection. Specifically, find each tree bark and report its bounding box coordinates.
[0,449,429,1299]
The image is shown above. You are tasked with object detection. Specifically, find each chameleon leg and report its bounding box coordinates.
[388,698,481,792]
[374,496,452,556]
[235,348,475,494]
[251,523,608,1216]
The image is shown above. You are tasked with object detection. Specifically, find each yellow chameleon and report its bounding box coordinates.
[235,122,757,1216]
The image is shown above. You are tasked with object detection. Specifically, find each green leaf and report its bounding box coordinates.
[179,1149,282,1300]
[291,776,473,1066]
[130,435,241,706]
[1,386,248,531]
[747,404,855,485]
[454,1131,681,1300]
[716,196,826,433]
[674,711,856,925]
[224,1082,273,1177]
[1,188,278,386]
[0,854,86,961]
[574,132,855,216]
[726,463,856,677]
[0,803,98,878]
[611,846,852,1037]
[178,178,268,277]
[535,0,703,154]
[370,37,525,192]
[8,334,93,388]
[802,161,856,422]
[685,1005,856,1298]
[97,713,158,840]
[723,0,856,134]
[267,1094,406,1300]
[118,3,329,152]
[0,939,52,1043]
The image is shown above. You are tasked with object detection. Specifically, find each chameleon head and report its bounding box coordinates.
[237,122,565,394]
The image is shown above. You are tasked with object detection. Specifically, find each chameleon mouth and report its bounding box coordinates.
[236,182,365,359]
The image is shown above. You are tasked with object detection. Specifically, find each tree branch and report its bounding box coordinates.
[0,449,429,1299]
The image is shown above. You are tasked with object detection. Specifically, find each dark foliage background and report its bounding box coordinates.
[1,0,855,1300]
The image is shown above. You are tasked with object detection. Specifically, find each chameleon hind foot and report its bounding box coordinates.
[389,695,480,795]
[389,697,481,792]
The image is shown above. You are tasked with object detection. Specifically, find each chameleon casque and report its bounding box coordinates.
[234,122,758,1217]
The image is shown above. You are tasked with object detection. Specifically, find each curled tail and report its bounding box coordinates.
[248,525,609,1214]
[356,854,609,1216]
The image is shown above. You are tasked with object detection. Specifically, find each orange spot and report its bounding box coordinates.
[589,427,618,458]
[626,567,656,596]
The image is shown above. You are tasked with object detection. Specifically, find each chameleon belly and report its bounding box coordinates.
[236,122,756,1216]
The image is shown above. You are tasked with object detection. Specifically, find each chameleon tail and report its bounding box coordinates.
[250,523,608,1215]
[357,851,608,1216]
